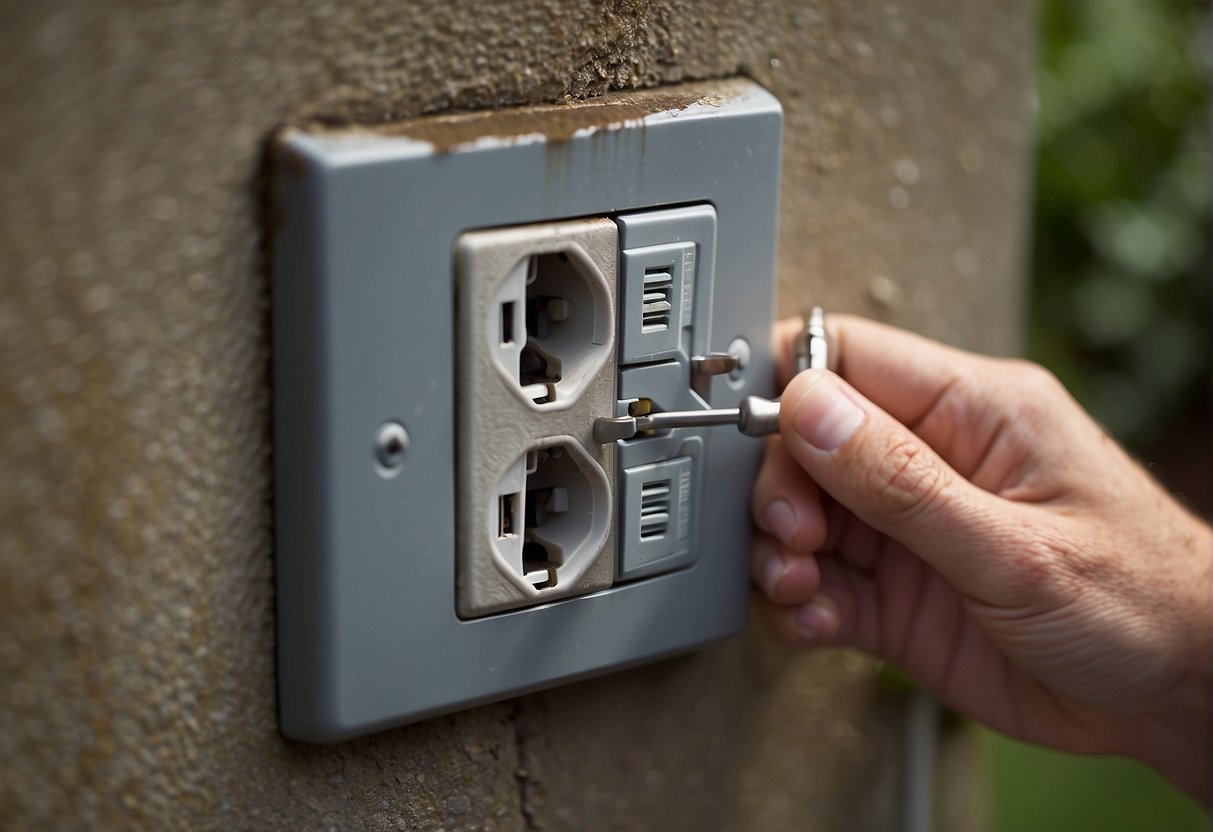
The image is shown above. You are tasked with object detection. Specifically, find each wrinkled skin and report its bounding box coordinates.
[750,315,1212,801]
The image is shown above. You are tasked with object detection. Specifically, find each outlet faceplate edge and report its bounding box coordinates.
[271,78,782,742]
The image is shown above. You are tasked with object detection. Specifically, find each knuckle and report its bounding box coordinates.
[1000,528,1082,601]
[1011,359,1064,401]
[864,438,950,524]
[1021,362,1063,393]
[929,372,981,432]
[1009,536,1061,593]
[988,359,1069,424]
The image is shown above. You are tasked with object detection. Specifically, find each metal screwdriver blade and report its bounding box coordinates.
[593,396,781,443]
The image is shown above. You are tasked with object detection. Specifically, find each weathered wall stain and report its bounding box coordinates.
[306,81,729,153]
[0,1,1032,829]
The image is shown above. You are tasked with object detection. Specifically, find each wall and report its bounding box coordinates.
[0,1,1032,829]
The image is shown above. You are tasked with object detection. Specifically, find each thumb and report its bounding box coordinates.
[779,369,1005,596]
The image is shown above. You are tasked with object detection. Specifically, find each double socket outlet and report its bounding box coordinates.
[456,204,717,617]
[272,79,782,741]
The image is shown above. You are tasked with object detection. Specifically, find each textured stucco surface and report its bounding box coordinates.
[0,1,1032,829]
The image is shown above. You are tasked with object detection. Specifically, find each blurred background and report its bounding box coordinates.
[983,0,1210,827]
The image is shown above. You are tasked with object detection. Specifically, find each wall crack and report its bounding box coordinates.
[512,701,542,832]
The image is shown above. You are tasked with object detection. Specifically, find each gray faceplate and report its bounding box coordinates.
[272,79,782,742]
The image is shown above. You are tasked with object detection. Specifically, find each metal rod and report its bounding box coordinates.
[634,408,741,432]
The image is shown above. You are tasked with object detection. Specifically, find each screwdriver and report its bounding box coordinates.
[593,307,827,444]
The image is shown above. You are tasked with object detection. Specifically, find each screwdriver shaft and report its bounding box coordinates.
[592,307,827,444]
[634,408,740,432]
[594,395,782,442]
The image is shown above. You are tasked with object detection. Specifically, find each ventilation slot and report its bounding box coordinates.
[641,268,674,333]
[639,480,671,540]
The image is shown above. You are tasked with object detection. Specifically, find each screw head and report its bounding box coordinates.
[374,420,409,476]
[725,337,751,388]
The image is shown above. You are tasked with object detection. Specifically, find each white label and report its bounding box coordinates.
[681,248,695,319]
[677,468,692,546]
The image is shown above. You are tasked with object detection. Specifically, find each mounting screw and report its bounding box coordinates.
[374,420,410,476]
[726,337,751,388]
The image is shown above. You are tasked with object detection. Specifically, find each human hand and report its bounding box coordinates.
[749,314,1212,800]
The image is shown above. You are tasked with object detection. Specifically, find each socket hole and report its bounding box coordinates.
[522,542,557,588]
[501,301,515,345]
[519,345,557,404]
[517,251,604,406]
[520,447,580,588]
[499,492,518,537]
[489,439,611,600]
[482,238,612,412]
[520,258,574,404]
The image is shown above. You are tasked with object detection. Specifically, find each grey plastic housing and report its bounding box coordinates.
[617,205,717,368]
[618,451,698,580]
[611,204,719,585]
[271,78,781,742]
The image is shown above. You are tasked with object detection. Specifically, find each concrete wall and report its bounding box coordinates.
[0,1,1032,829]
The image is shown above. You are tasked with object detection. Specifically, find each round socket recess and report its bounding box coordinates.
[489,241,613,411]
[489,437,612,596]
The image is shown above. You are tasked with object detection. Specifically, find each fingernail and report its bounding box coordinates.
[763,499,798,548]
[791,374,866,451]
[762,557,786,598]
[794,597,838,640]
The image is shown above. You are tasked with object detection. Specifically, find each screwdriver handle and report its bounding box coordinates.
[738,395,781,437]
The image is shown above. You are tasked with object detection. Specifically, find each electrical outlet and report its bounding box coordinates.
[457,220,616,412]
[272,78,781,742]
[454,219,618,617]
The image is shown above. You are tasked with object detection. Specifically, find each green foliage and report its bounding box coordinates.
[982,730,1208,831]
[1029,0,1210,448]
[986,3,1211,827]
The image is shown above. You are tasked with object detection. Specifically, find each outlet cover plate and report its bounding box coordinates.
[272,78,782,742]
